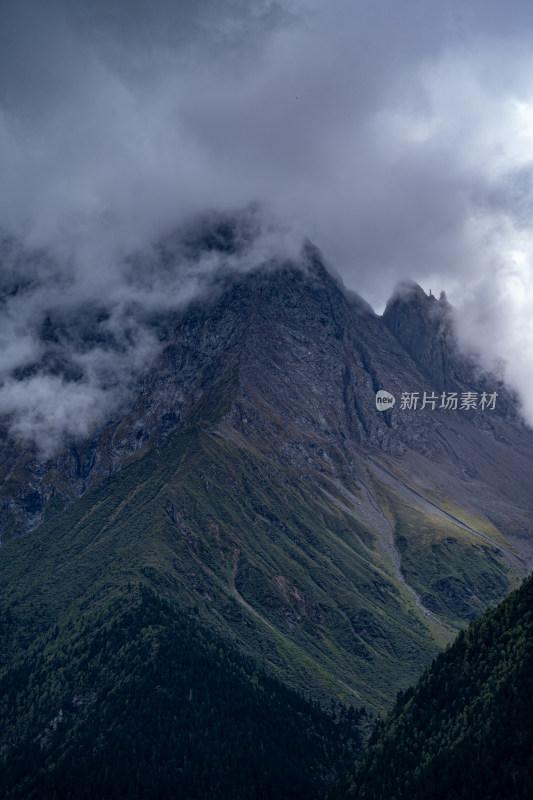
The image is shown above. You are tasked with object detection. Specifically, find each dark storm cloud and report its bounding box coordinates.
[1,0,533,450]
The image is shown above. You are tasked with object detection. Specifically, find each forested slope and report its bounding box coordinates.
[333,573,533,800]
[0,585,362,799]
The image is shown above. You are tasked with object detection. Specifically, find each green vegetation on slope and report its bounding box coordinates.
[0,418,445,712]
[0,370,519,716]
[332,572,533,800]
[375,482,516,623]
[0,585,362,799]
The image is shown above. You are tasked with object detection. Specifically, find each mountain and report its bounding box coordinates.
[0,237,532,795]
[0,585,362,800]
[332,571,533,800]
[0,244,532,700]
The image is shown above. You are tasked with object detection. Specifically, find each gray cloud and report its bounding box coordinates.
[0,209,295,455]
[2,0,533,451]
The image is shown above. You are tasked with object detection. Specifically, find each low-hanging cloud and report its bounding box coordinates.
[1,0,533,453]
[0,210,296,456]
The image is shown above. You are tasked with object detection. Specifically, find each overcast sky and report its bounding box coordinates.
[2,0,533,449]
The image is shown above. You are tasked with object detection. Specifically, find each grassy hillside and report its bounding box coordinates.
[375,483,515,623]
[0,423,436,712]
[332,572,533,800]
[0,399,520,714]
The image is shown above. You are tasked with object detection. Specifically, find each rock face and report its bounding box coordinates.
[1,241,531,552]
[0,239,532,710]
[382,282,517,417]
[383,282,456,389]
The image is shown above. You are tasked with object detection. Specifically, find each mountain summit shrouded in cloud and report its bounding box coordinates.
[0,209,293,454]
[1,0,533,431]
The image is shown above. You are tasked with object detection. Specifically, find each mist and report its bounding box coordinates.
[2,0,533,452]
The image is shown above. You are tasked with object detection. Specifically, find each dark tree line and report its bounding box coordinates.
[0,584,363,799]
[332,573,533,800]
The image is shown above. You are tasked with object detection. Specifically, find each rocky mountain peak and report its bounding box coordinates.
[383,281,464,390]
[0,241,529,547]
[383,280,451,332]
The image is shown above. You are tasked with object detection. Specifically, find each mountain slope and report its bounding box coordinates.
[0,244,532,716]
[332,572,533,800]
[0,585,362,800]
[0,239,532,795]
[0,414,441,711]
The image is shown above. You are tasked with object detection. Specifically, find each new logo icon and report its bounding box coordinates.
[375,390,396,411]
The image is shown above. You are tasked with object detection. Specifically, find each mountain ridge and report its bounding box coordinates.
[0,243,531,714]
[1,243,528,544]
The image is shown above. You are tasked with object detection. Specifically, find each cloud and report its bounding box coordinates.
[0,208,297,455]
[1,0,533,449]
